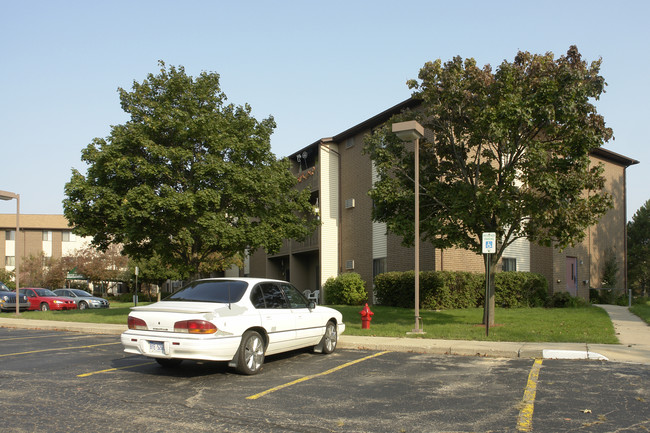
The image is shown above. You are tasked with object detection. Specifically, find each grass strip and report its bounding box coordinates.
[3,302,618,344]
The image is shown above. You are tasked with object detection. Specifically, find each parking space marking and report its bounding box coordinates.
[77,361,155,377]
[0,341,120,358]
[0,335,62,342]
[246,351,390,400]
[517,358,543,432]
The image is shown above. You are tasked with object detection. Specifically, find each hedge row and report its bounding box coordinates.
[374,271,548,309]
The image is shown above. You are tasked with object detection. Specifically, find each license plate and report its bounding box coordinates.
[149,341,164,354]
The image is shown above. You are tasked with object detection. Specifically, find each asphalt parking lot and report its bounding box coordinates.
[1,327,649,433]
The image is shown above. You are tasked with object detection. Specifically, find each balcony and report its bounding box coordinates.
[291,226,320,253]
[295,165,319,192]
[267,226,320,258]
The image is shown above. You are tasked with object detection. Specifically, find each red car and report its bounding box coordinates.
[19,288,77,311]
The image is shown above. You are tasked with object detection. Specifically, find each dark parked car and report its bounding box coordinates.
[53,289,109,309]
[0,281,30,312]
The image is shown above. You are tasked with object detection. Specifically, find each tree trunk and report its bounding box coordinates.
[482,254,497,327]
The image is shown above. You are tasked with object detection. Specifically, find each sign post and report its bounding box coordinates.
[482,232,496,337]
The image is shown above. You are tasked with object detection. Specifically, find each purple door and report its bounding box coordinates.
[566,257,578,296]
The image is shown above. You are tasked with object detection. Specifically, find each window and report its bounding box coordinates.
[164,280,248,303]
[5,256,15,266]
[62,231,72,242]
[280,283,308,309]
[250,286,266,308]
[502,258,517,272]
[373,258,387,280]
[5,230,15,241]
[42,231,50,241]
[256,283,289,309]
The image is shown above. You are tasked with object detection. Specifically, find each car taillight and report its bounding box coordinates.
[128,316,148,330]
[174,320,217,334]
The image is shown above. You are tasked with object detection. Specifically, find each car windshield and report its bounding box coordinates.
[70,290,92,297]
[164,280,248,303]
[0,282,10,292]
[34,289,58,297]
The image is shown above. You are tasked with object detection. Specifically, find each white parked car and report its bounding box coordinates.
[121,278,345,375]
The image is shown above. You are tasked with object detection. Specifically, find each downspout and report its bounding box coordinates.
[623,166,632,294]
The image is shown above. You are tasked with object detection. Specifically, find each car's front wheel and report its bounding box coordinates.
[236,330,265,375]
[40,303,49,311]
[79,301,88,310]
[320,321,338,354]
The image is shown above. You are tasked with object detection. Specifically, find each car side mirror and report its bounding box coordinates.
[308,301,316,310]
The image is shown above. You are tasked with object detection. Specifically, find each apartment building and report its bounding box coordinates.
[0,214,90,275]
[249,99,639,301]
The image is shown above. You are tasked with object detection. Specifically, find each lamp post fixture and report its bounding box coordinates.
[0,190,20,315]
[392,121,425,334]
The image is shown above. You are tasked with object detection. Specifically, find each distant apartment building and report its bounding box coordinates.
[0,214,90,275]
[249,99,639,301]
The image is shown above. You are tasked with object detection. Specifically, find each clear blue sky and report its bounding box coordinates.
[1,0,648,220]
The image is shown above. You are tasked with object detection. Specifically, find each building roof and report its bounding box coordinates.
[302,96,638,168]
[0,214,72,230]
[591,147,639,167]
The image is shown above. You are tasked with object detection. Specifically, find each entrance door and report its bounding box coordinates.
[566,257,578,296]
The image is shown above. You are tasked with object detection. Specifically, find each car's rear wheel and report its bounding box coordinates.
[155,358,183,368]
[40,303,49,311]
[321,321,338,354]
[236,330,265,375]
[79,301,88,310]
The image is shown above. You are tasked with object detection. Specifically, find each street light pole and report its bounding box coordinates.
[0,190,20,315]
[392,121,425,334]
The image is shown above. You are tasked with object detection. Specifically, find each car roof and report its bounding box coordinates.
[193,277,290,284]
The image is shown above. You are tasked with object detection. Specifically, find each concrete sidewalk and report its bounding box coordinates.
[0,304,648,364]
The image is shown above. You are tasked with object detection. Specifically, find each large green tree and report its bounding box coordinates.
[365,46,613,326]
[628,199,650,296]
[64,62,317,278]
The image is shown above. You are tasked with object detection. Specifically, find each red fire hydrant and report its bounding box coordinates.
[359,303,374,329]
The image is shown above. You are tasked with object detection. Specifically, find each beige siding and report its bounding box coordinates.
[371,163,387,259]
[502,237,531,272]
[319,143,340,286]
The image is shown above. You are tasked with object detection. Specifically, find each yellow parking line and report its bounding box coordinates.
[517,358,543,432]
[0,335,62,342]
[247,351,390,400]
[77,361,155,377]
[0,341,120,358]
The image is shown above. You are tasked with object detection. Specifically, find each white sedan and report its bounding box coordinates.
[121,278,345,375]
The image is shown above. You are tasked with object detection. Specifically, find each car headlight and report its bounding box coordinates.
[1,295,8,301]
[53,300,63,304]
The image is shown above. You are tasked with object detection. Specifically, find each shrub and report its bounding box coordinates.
[545,292,588,308]
[112,292,147,303]
[324,273,368,305]
[374,272,415,308]
[590,288,626,305]
[375,270,548,309]
[495,272,549,308]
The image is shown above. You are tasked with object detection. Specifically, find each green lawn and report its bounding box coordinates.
[6,302,149,325]
[3,302,619,344]
[336,305,618,344]
[630,299,650,325]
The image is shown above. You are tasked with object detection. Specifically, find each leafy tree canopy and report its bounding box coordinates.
[365,46,614,325]
[628,199,650,293]
[366,46,613,259]
[64,62,316,278]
